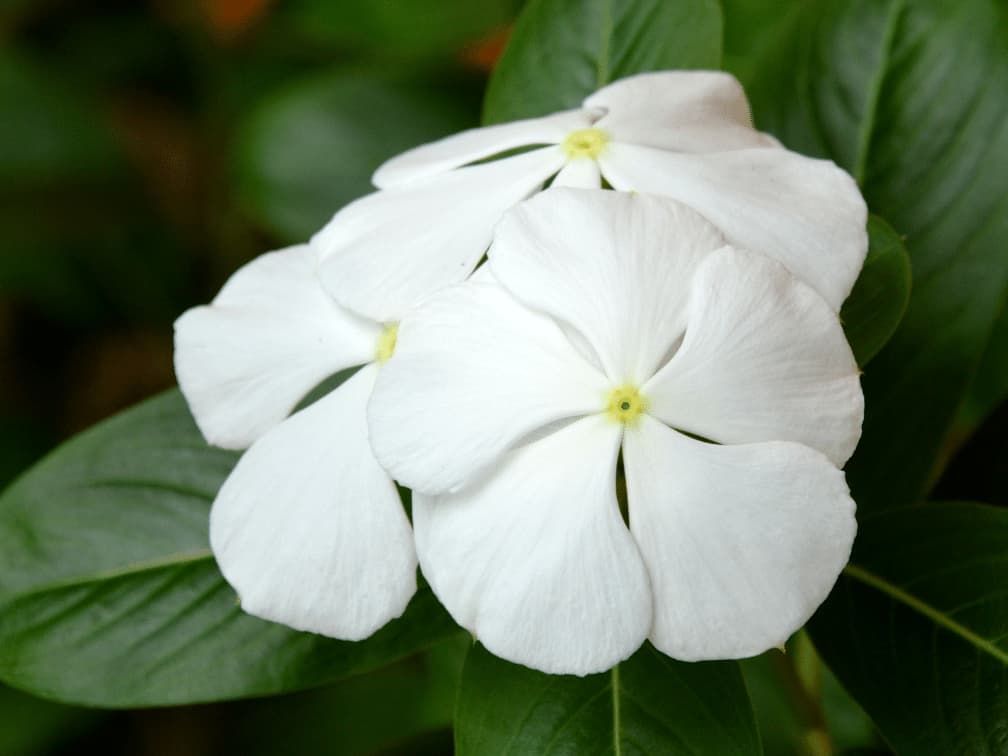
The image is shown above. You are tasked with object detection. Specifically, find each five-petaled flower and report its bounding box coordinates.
[311,71,866,326]
[368,189,863,675]
[174,244,417,640]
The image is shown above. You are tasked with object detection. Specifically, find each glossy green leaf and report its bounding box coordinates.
[840,215,911,367]
[956,308,1008,432]
[234,70,476,242]
[483,0,722,123]
[809,502,1008,754]
[0,389,457,707]
[455,643,761,755]
[736,0,1008,512]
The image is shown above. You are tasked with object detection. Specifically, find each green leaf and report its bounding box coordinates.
[0,389,457,707]
[808,502,1008,754]
[234,69,476,242]
[455,643,761,755]
[736,0,1008,512]
[483,0,722,123]
[955,307,1008,432]
[840,215,911,367]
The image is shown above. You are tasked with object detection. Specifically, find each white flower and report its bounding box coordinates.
[312,70,867,325]
[368,189,863,675]
[173,244,416,640]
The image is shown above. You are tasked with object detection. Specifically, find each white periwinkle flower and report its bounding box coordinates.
[174,244,415,640]
[368,189,863,675]
[312,70,866,325]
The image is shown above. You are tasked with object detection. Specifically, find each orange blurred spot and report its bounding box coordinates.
[199,0,272,40]
[461,25,512,71]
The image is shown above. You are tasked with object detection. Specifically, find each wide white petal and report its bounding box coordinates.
[551,157,602,187]
[599,143,868,310]
[623,416,856,660]
[490,188,727,384]
[644,246,863,466]
[174,245,380,449]
[373,109,591,188]
[210,363,417,640]
[369,281,608,495]
[415,415,651,675]
[586,71,776,152]
[314,147,565,322]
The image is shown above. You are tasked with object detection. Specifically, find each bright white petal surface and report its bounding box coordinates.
[599,143,868,310]
[373,109,590,188]
[210,363,417,640]
[624,416,856,661]
[586,71,776,152]
[369,281,608,495]
[314,147,564,322]
[490,189,727,384]
[414,415,651,675]
[551,157,602,187]
[645,246,863,466]
[174,244,379,450]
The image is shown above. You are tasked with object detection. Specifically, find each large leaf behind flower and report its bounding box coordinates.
[483,0,722,123]
[455,643,761,755]
[809,502,1008,755]
[731,0,1008,513]
[0,390,457,707]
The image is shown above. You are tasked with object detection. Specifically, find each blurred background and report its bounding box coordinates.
[1,1,1002,754]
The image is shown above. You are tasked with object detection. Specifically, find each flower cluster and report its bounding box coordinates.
[174,71,866,674]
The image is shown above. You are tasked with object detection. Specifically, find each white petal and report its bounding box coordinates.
[490,188,727,384]
[210,363,417,640]
[586,71,776,152]
[599,143,868,310]
[314,147,565,322]
[415,415,651,675]
[368,281,608,495]
[373,109,591,188]
[174,245,380,449]
[551,157,602,187]
[644,246,863,466]
[624,417,856,660]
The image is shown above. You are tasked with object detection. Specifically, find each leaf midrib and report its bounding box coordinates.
[3,548,214,602]
[843,562,1008,665]
[852,0,905,185]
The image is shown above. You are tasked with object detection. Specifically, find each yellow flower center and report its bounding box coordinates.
[562,128,609,159]
[606,385,647,425]
[375,323,398,363]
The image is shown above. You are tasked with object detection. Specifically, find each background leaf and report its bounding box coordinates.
[0,389,457,707]
[233,69,477,242]
[840,215,911,367]
[455,643,761,755]
[808,502,1008,755]
[731,0,1008,513]
[483,0,722,123]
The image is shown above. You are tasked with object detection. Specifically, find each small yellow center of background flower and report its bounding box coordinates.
[606,385,647,425]
[375,323,398,363]
[562,128,609,159]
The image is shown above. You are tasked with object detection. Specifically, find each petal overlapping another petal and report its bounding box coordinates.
[414,415,651,675]
[373,109,590,188]
[599,143,868,310]
[173,244,380,450]
[314,147,565,322]
[623,416,856,661]
[490,189,727,384]
[369,281,608,495]
[586,71,777,152]
[210,364,417,640]
[645,246,863,466]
